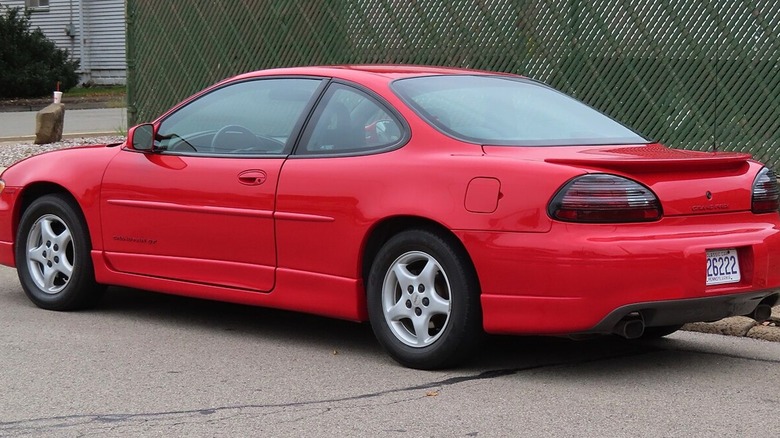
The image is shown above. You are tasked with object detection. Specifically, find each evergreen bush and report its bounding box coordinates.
[0,4,79,98]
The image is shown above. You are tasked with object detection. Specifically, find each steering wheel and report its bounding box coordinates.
[210,125,259,152]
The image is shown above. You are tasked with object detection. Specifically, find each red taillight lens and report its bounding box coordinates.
[751,167,780,213]
[549,174,662,223]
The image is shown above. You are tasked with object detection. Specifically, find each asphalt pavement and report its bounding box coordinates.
[0,265,778,436]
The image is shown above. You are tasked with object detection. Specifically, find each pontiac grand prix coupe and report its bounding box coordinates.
[1,66,778,369]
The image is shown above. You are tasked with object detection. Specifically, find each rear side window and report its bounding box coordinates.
[392,75,648,146]
[298,83,404,155]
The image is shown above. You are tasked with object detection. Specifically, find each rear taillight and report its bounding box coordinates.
[751,167,779,213]
[549,174,662,223]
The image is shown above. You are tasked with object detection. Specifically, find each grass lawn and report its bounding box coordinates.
[63,85,126,98]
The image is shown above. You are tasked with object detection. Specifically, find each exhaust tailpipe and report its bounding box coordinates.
[750,303,772,323]
[613,314,645,339]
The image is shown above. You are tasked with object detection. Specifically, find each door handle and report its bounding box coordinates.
[237,169,268,186]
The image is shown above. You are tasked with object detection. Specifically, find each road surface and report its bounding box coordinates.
[0,265,778,436]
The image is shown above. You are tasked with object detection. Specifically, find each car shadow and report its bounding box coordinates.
[88,286,691,373]
[95,285,382,354]
[467,333,675,372]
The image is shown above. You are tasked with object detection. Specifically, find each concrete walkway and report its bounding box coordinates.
[0,107,127,141]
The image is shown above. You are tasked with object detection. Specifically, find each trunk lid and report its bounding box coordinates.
[482,143,757,216]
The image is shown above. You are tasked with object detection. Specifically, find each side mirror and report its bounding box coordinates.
[128,123,155,151]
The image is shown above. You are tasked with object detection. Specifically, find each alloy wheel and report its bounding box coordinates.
[381,251,452,347]
[25,214,75,294]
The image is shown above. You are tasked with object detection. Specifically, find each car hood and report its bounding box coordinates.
[482,143,760,216]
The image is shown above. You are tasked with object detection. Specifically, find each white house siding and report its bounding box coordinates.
[3,0,126,85]
[83,0,125,84]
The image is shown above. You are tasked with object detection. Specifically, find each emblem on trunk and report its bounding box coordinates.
[692,203,729,211]
[705,191,712,200]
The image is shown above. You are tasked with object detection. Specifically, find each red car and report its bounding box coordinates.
[1,66,778,369]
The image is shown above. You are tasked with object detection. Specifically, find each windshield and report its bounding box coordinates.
[392,75,649,146]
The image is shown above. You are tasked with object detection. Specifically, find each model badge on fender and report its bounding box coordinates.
[113,236,158,245]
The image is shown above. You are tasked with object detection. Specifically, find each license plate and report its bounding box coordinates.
[706,249,741,286]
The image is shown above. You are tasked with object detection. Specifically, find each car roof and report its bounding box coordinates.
[230,64,519,83]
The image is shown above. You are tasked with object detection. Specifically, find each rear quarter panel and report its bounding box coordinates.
[275,140,583,280]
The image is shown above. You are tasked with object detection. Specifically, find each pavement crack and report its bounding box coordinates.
[0,348,654,435]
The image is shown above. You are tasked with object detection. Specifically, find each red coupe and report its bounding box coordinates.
[1,66,778,369]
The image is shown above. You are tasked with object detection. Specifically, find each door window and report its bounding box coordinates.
[156,78,322,155]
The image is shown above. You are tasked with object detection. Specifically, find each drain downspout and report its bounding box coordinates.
[77,0,89,83]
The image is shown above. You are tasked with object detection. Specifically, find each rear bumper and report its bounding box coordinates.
[457,212,780,335]
[586,290,779,333]
[480,289,779,336]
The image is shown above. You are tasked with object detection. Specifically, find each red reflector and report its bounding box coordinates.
[550,174,661,223]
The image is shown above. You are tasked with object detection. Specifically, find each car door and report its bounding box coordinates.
[100,77,324,292]
[275,82,407,279]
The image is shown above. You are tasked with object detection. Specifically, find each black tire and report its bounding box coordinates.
[15,194,104,310]
[640,324,683,339]
[367,229,482,369]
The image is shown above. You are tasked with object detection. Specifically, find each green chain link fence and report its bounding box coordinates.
[127,0,780,168]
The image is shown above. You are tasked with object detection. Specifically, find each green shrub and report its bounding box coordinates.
[0,5,79,98]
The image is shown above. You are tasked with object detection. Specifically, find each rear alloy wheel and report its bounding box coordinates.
[367,229,481,369]
[16,195,104,310]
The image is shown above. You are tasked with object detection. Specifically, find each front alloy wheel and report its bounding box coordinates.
[16,194,104,310]
[25,214,75,294]
[368,229,482,369]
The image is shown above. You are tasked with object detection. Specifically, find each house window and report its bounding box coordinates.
[26,0,50,10]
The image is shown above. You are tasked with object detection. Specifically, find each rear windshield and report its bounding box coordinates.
[391,75,649,146]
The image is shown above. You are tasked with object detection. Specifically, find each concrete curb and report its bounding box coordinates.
[682,305,780,342]
[0,132,121,144]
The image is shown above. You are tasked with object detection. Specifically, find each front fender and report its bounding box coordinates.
[0,145,123,255]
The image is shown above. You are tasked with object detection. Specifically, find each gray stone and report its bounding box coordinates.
[746,325,780,342]
[682,316,756,337]
[34,103,65,144]
[772,305,779,319]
